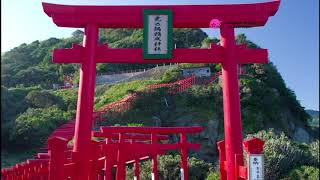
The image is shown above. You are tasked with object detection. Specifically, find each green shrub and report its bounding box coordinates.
[178,63,208,69]
[307,140,319,167]
[126,155,213,180]
[127,123,144,127]
[205,171,220,180]
[188,156,214,180]
[282,166,319,180]
[95,84,111,97]
[52,89,78,112]
[176,85,214,108]
[1,86,42,148]
[12,106,72,147]
[161,68,181,83]
[246,129,308,180]
[25,90,64,109]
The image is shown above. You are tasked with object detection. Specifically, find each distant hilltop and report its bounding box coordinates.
[306,109,319,119]
[306,109,319,127]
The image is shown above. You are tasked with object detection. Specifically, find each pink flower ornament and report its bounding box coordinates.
[209,19,221,28]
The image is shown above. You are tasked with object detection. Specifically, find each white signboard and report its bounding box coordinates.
[180,168,185,180]
[147,15,168,54]
[143,9,173,59]
[248,154,264,180]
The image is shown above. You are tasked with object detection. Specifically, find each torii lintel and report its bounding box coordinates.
[42,1,280,28]
[52,43,268,64]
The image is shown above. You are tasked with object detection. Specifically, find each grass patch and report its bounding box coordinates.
[94,80,160,110]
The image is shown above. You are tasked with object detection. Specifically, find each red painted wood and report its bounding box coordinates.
[134,159,140,180]
[93,131,169,141]
[42,1,280,28]
[180,133,188,180]
[220,24,244,180]
[149,133,157,180]
[116,133,126,180]
[34,1,281,179]
[217,140,227,180]
[243,137,265,154]
[52,45,267,64]
[95,127,202,180]
[72,24,98,180]
[48,137,67,180]
[101,126,203,134]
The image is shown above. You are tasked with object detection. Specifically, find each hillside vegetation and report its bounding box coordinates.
[1,29,318,179]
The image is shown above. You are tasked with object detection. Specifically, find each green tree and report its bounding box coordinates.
[25,90,64,109]
[72,30,84,38]
[12,106,72,147]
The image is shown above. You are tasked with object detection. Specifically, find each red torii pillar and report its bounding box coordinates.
[72,24,98,180]
[220,24,244,179]
[42,1,280,179]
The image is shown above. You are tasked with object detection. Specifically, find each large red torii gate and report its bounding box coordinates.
[43,1,280,180]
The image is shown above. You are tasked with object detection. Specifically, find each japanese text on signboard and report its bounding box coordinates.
[143,9,172,59]
[147,14,168,54]
[248,154,264,180]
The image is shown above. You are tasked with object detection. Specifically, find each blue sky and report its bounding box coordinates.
[1,0,319,110]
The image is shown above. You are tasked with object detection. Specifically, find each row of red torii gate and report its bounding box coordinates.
[1,0,280,180]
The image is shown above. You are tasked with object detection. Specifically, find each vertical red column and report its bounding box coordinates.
[48,137,67,180]
[134,159,140,180]
[89,140,100,180]
[217,140,227,180]
[131,139,140,180]
[180,133,188,180]
[73,23,98,180]
[104,138,113,180]
[116,133,126,180]
[220,24,244,180]
[151,133,158,180]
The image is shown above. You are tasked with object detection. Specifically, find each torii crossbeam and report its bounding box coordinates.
[43,1,280,180]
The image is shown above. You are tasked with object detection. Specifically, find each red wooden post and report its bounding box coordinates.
[116,133,126,180]
[180,133,188,180]
[7,169,11,180]
[130,139,140,180]
[26,161,34,179]
[72,23,98,180]
[10,168,15,180]
[48,137,68,180]
[151,133,158,180]
[134,159,140,180]
[22,162,28,180]
[217,140,227,180]
[104,138,113,180]
[10,167,14,180]
[15,164,21,179]
[220,23,244,180]
[89,140,100,180]
[18,163,23,179]
[22,163,27,179]
[1,169,6,179]
[234,153,246,179]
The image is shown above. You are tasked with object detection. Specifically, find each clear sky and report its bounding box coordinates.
[1,0,319,110]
